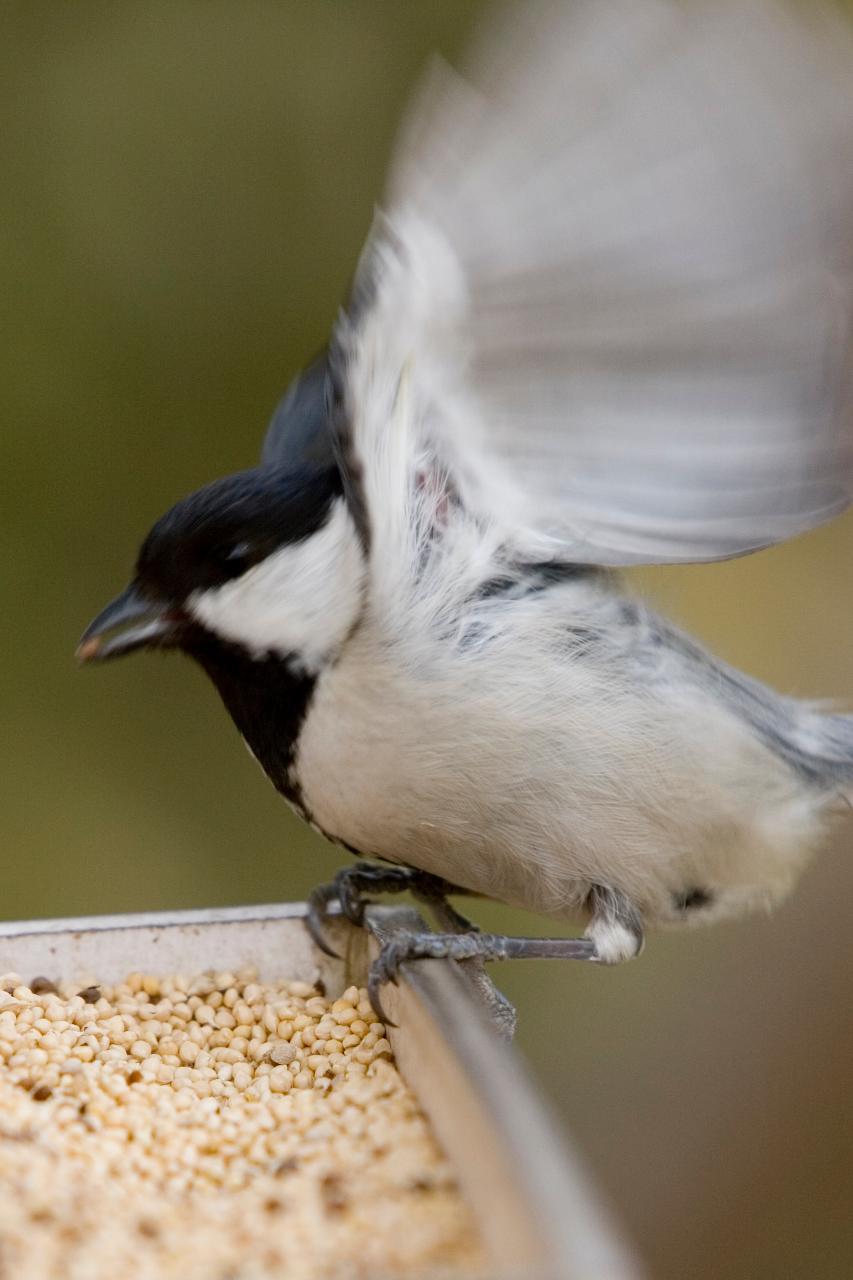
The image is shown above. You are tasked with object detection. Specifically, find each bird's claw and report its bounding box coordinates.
[305,881,346,958]
[305,862,472,960]
[366,932,463,1024]
[367,939,408,1027]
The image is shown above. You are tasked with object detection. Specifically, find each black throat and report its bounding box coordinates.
[182,628,317,818]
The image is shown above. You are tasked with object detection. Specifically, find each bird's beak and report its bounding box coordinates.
[76,582,182,663]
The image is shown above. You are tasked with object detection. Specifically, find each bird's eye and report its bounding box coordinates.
[222,541,254,572]
[226,541,252,562]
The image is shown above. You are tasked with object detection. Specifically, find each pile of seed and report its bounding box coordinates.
[0,968,485,1279]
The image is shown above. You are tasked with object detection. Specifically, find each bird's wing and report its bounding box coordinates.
[332,0,853,567]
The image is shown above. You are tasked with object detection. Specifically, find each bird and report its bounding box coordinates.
[78,0,853,1015]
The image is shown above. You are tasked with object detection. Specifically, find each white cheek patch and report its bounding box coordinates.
[189,500,365,670]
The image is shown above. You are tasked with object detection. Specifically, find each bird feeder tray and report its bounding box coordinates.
[0,902,640,1279]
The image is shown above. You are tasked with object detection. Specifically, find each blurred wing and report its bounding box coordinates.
[336,0,853,566]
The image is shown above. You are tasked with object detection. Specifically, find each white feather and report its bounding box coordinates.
[296,563,828,927]
[344,0,853,566]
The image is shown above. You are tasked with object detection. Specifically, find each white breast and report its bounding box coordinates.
[294,591,826,929]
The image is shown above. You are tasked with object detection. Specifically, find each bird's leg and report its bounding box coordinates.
[414,888,519,1039]
[306,861,476,957]
[367,882,644,1023]
[368,931,596,1025]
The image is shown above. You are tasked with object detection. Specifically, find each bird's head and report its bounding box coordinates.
[77,462,366,675]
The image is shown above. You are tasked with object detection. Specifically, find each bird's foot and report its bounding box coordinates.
[367,884,645,1023]
[306,861,475,958]
[368,929,598,1026]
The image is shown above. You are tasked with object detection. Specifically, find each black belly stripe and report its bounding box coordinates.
[185,628,377,858]
[183,628,318,817]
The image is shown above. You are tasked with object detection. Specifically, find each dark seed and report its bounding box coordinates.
[78,986,101,1004]
[29,977,58,996]
[320,1172,348,1214]
[32,1086,52,1102]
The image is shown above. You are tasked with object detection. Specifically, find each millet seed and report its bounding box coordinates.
[0,968,485,1280]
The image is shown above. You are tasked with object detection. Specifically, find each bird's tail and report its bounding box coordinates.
[784,710,853,796]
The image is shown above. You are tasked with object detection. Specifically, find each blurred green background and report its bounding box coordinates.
[2,4,852,1276]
